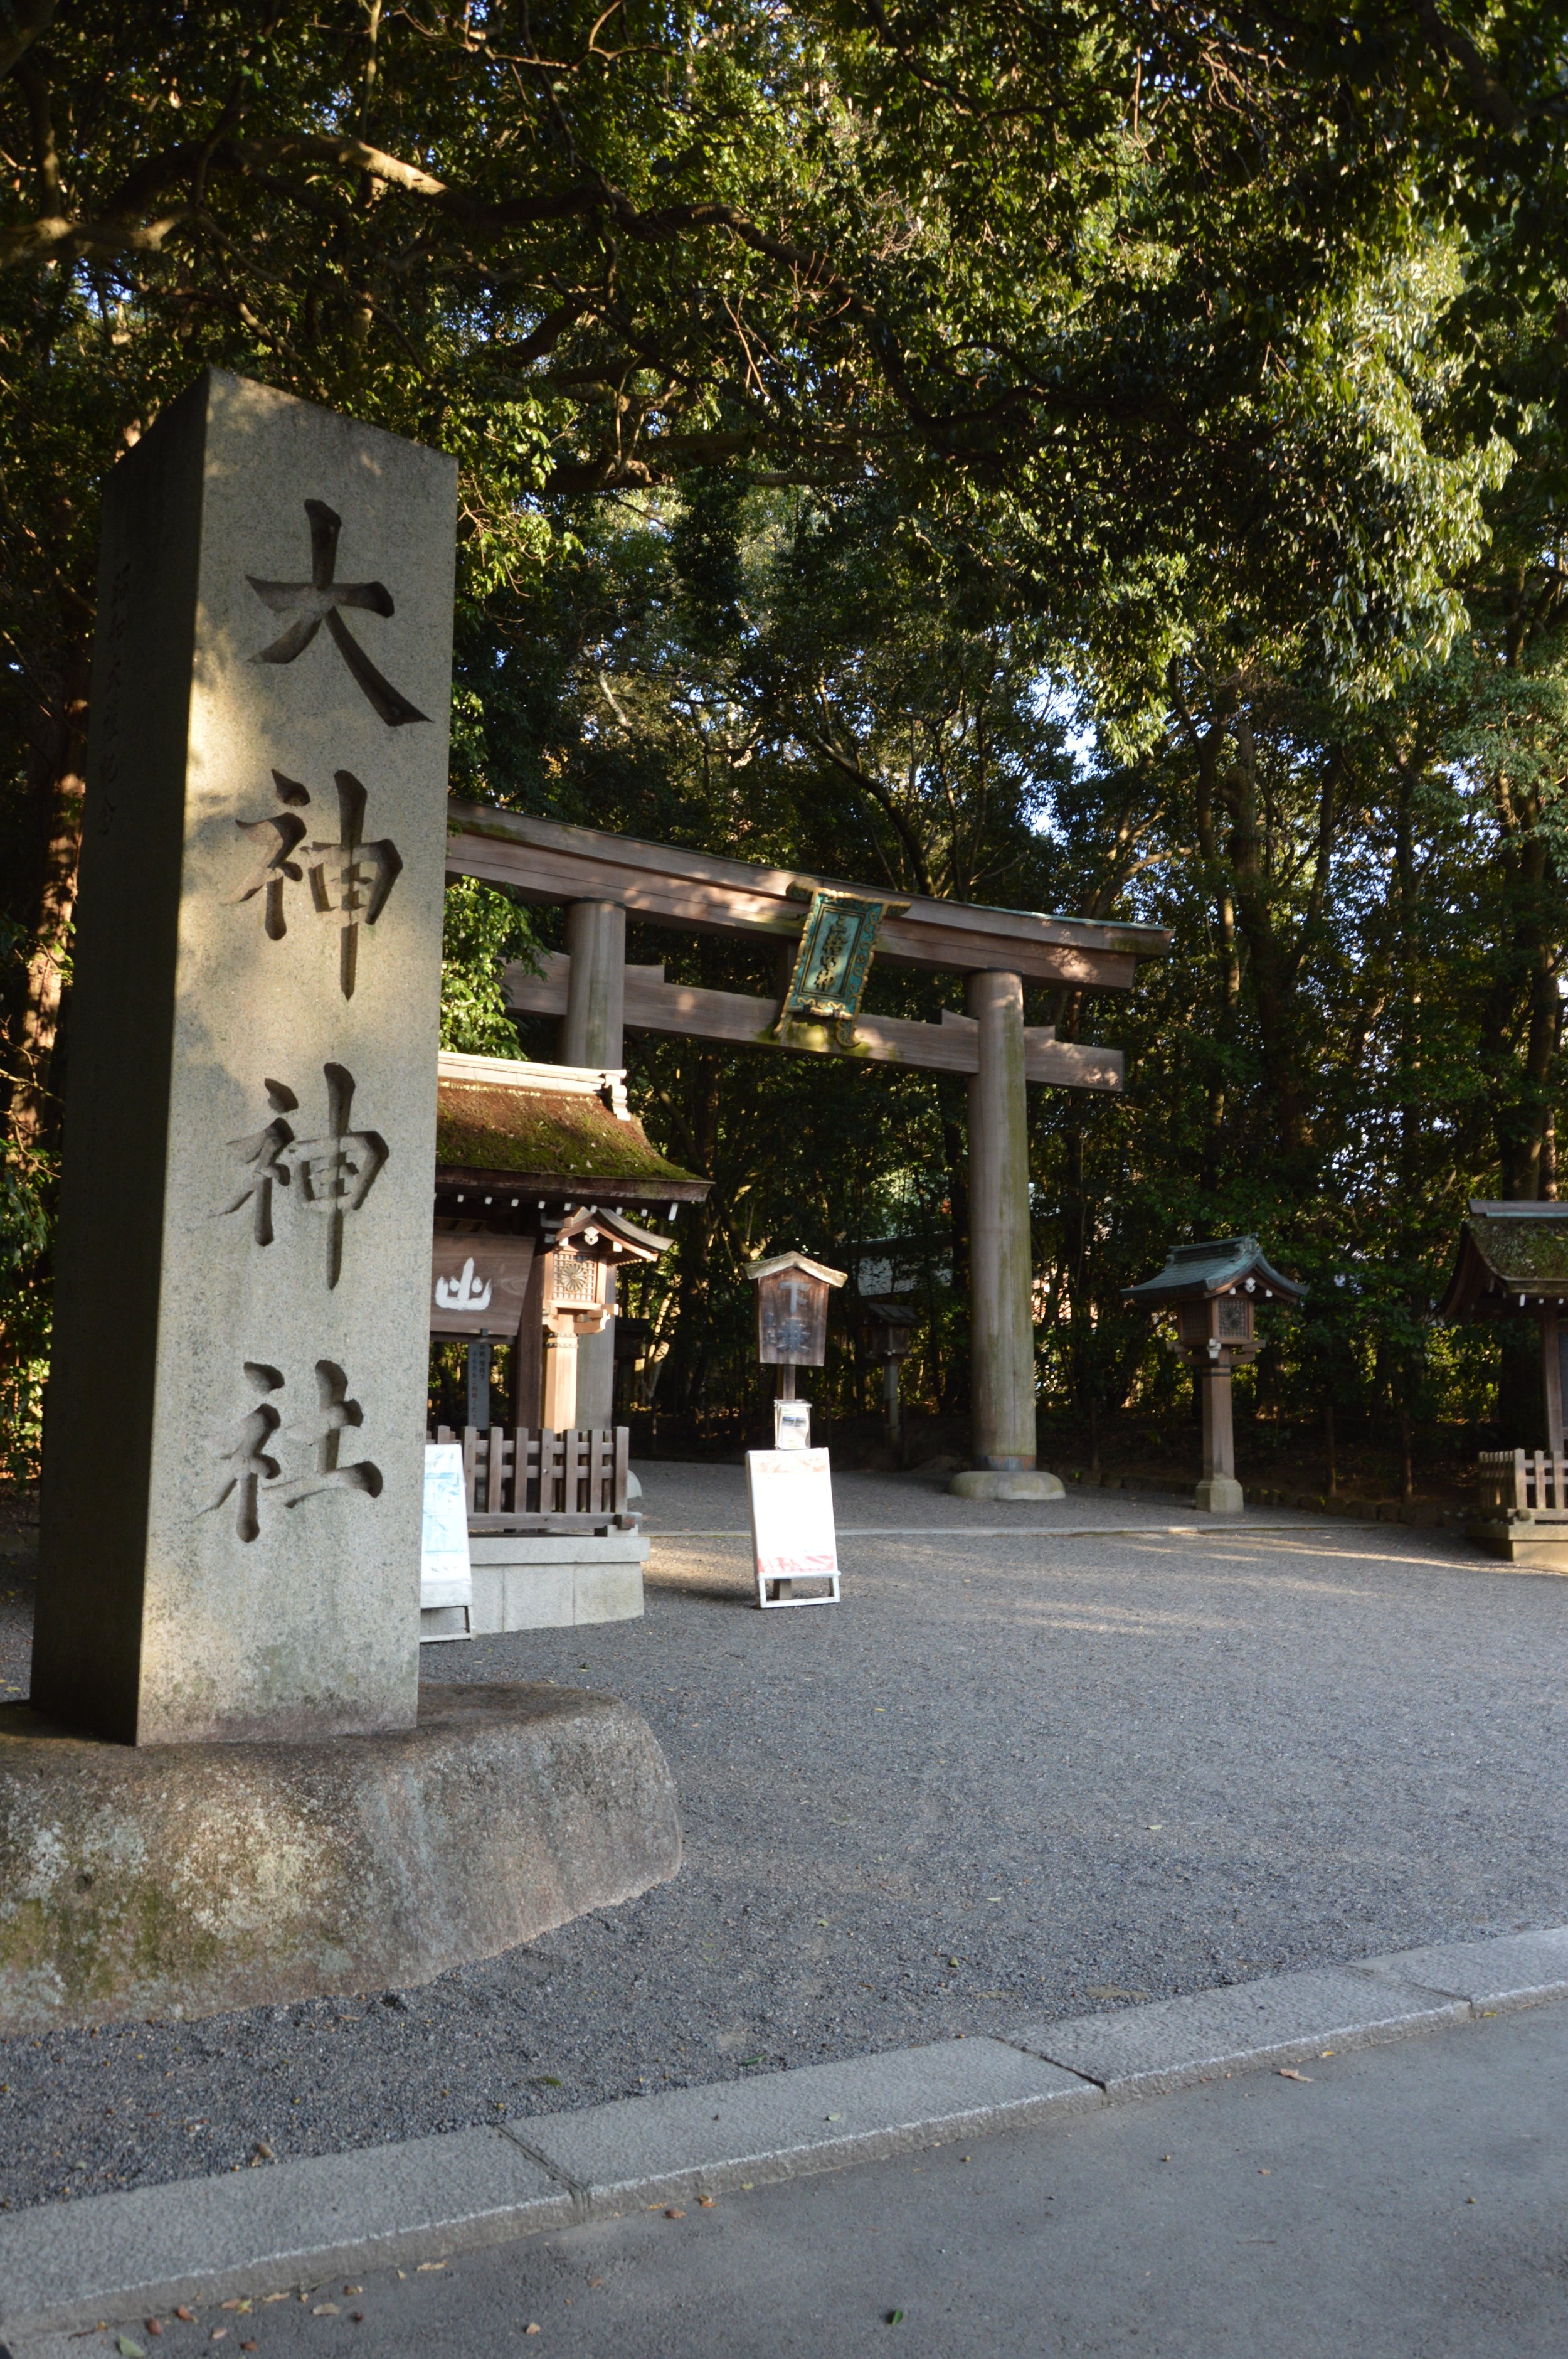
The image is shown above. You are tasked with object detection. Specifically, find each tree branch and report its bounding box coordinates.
[1414,1,1523,134]
[0,0,58,82]
[804,713,938,898]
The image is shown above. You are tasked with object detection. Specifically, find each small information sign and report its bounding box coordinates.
[746,1447,840,1609]
[774,1399,812,1449]
[421,1441,473,1637]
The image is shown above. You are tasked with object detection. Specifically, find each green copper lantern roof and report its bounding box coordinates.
[1123,1237,1307,1307]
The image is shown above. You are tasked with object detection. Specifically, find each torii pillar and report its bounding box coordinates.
[558,898,627,1428]
[965,974,1036,1451]
[560,900,625,1068]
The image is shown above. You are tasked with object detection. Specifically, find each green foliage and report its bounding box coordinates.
[439,879,539,1057]
[3,1,1568,1472]
[0,1142,52,1483]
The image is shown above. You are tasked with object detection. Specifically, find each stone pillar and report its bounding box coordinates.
[1195,1359,1244,1514]
[967,969,1036,1471]
[32,370,457,1744]
[561,900,626,1069]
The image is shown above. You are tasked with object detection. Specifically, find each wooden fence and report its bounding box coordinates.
[1476,1449,1568,1521]
[432,1424,633,1533]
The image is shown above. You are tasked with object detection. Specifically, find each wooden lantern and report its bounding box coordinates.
[861,1297,917,1446]
[1125,1238,1305,1513]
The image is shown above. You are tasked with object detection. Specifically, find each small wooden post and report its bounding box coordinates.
[748,1251,845,1445]
[465,1339,492,1430]
[541,1323,579,1430]
[514,1255,546,1429]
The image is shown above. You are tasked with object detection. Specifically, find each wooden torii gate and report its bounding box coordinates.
[447,801,1170,1476]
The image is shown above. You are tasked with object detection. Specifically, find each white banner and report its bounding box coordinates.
[421,1441,473,1611]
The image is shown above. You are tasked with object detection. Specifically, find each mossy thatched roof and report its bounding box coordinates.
[1467,1215,1568,1287]
[1439,1209,1568,1318]
[435,1075,705,1195]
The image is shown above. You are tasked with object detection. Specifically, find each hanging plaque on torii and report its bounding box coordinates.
[773,888,908,1049]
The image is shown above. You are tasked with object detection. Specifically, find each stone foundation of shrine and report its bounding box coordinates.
[421,1530,649,1639]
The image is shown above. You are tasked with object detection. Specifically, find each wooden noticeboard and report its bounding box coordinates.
[430,1233,536,1338]
[745,1447,840,1608]
[755,1269,830,1365]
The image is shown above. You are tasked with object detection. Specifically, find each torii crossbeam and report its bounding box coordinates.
[447,801,1170,1475]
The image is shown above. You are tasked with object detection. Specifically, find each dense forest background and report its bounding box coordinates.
[3,1,1566,1493]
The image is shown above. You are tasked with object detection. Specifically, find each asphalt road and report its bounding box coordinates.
[21,2000,1568,2358]
[2,1466,1565,2222]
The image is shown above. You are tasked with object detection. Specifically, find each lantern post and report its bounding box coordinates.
[1125,1238,1306,1513]
[861,1297,917,1450]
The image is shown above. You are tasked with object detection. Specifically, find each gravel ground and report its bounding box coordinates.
[1,1463,1566,2218]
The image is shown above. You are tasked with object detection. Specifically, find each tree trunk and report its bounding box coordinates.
[1182,684,1239,1169]
[1218,719,1311,1159]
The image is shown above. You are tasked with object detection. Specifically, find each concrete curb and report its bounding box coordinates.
[0,2131,571,2335]
[3,1926,1565,2334]
[501,2037,1098,2212]
[1355,1925,1568,2013]
[1060,1467,1473,1531]
[1004,1967,1468,2099]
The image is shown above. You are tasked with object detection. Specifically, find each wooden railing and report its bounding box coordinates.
[432,1425,633,1533]
[1476,1449,1568,1520]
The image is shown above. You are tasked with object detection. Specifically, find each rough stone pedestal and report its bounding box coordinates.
[948,1469,1064,1503]
[0,1684,679,2033]
[1195,1475,1245,1515]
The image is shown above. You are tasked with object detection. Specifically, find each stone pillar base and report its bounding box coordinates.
[0,1683,679,2033]
[948,1469,1065,1502]
[1194,1476,1245,1515]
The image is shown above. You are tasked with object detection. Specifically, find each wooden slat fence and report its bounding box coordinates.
[1476,1448,1568,1520]
[433,1425,632,1530]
